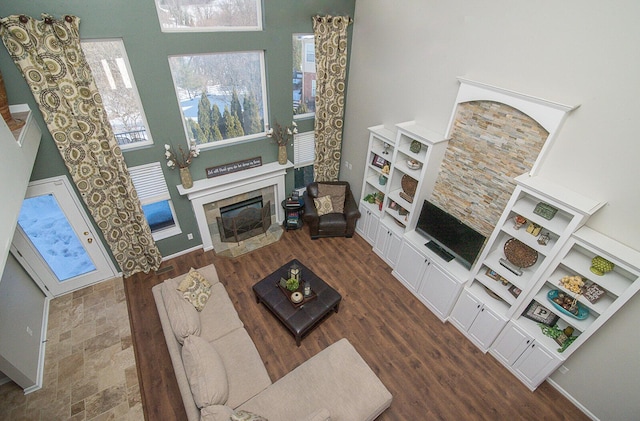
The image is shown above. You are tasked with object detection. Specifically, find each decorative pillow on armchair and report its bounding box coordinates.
[317,184,346,213]
[231,410,269,421]
[313,195,334,216]
[178,268,212,311]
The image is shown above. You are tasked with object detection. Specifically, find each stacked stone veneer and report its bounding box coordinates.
[431,100,549,237]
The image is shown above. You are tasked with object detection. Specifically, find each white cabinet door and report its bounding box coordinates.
[373,223,402,267]
[490,321,532,366]
[449,289,482,331]
[357,203,380,245]
[513,342,560,389]
[393,240,427,292]
[386,230,402,267]
[468,307,506,351]
[417,263,462,321]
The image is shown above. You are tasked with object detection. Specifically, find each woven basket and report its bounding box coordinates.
[401,175,418,197]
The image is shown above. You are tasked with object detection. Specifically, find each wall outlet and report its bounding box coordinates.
[26,326,33,336]
[187,233,193,240]
[558,365,569,374]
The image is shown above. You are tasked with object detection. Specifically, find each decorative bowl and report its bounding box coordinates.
[407,159,422,170]
[547,290,589,320]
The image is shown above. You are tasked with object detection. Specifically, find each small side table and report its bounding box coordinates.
[281,199,304,231]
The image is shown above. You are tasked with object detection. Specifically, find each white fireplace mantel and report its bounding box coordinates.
[177,161,293,251]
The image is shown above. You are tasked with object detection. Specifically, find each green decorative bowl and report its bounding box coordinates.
[590,255,614,276]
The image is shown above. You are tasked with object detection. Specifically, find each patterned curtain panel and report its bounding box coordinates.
[312,15,352,182]
[0,14,162,277]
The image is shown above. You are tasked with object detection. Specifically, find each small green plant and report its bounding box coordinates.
[286,278,299,291]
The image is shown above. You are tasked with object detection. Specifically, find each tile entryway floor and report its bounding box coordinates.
[0,277,143,420]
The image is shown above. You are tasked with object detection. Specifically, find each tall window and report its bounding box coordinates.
[168,51,268,148]
[293,131,315,190]
[129,163,181,241]
[153,0,262,32]
[293,34,316,118]
[82,39,153,149]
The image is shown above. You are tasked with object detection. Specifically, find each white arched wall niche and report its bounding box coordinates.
[447,78,579,175]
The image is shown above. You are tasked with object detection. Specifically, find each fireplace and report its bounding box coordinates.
[176,161,292,252]
[216,196,271,243]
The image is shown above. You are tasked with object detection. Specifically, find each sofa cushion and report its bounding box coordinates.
[161,281,201,345]
[211,328,272,408]
[302,408,331,421]
[178,268,213,311]
[237,338,392,420]
[198,282,245,343]
[231,410,268,421]
[182,336,229,408]
[317,184,346,213]
[313,195,334,216]
[200,405,234,421]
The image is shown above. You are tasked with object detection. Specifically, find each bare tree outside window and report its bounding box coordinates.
[293,34,316,118]
[168,51,268,148]
[82,39,153,149]
[154,0,262,32]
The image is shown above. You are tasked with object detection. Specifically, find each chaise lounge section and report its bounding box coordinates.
[152,263,392,421]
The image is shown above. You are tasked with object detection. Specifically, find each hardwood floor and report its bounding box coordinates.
[124,228,589,421]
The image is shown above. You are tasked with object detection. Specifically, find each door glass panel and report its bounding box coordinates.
[17,194,96,282]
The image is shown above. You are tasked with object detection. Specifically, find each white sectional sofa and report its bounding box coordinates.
[152,263,392,421]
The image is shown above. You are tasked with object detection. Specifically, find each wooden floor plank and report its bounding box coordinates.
[125,228,589,421]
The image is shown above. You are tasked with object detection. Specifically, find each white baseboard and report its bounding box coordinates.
[161,245,203,262]
[546,378,598,421]
[0,375,11,386]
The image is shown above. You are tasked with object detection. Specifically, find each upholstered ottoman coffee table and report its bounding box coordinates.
[253,259,341,346]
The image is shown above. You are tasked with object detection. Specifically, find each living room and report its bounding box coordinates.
[0,1,639,420]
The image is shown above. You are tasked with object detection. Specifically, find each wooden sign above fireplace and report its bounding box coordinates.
[206,156,262,178]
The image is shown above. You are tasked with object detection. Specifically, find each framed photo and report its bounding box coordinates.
[508,284,522,298]
[486,268,508,284]
[522,300,559,326]
[371,154,387,169]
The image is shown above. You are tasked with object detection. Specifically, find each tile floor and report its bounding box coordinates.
[0,277,143,420]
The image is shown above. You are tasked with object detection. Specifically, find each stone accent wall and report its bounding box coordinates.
[431,100,549,237]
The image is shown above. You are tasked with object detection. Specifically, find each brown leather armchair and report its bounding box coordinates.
[302,181,361,239]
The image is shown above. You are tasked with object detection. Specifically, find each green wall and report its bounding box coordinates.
[0,0,355,262]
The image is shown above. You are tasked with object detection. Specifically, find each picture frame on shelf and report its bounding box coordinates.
[582,280,606,303]
[523,300,559,326]
[486,268,509,285]
[371,154,387,169]
[508,284,522,298]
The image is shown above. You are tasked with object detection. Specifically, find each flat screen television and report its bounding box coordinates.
[415,200,486,269]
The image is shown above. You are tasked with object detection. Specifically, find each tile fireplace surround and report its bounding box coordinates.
[177,161,293,252]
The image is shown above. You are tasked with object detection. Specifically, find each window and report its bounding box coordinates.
[293,34,316,118]
[293,131,315,190]
[168,51,268,148]
[129,162,181,241]
[153,0,262,32]
[82,39,153,149]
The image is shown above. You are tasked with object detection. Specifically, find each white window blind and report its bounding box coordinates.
[128,162,171,205]
[294,131,315,168]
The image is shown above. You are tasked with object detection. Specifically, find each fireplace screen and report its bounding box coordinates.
[216,197,271,243]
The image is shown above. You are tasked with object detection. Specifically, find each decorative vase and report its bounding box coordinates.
[590,255,614,276]
[0,70,25,131]
[278,145,287,165]
[179,167,193,189]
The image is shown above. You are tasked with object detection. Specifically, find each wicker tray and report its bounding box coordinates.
[401,174,417,197]
[504,238,538,268]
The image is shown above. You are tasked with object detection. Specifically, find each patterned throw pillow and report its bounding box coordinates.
[313,195,334,216]
[178,268,212,312]
[230,410,268,421]
[317,184,346,213]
